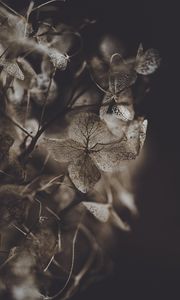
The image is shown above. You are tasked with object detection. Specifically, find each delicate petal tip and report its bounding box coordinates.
[136,43,144,60]
[68,155,101,193]
[48,48,68,70]
[139,119,148,150]
[135,48,161,75]
[82,202,110,222]
[110,210,131,231]
[112,104,134,122]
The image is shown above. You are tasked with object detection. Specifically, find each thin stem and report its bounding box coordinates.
[0,170,14,178]
[61,224,97,300]
[44,255,55,272]
[0,0,23,18]
[42,224,80,300]
[39,174,63,192]
[24,1,34,37]
[32,0,66,12]
[45,207,61,222]
[11,224,27,236]
[0,252,17,270]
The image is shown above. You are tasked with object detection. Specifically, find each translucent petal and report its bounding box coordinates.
[139,119,148,150]
[83,202,110,222]
[112,104,134,121]
[125,118,148,153]
[109,54,137,94]
[90,140,137,172]
[0,59,24,80]
[115,88,133,105]
[135,48,161,75]
[109,69,137,94]
[136,43,144,60]
[41,138,83,163]
[90,118,148,172]
[69,112,116,148]
[68,154,101,193]
[48,48,68,70]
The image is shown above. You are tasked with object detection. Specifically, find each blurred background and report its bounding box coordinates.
[4,0,180,299]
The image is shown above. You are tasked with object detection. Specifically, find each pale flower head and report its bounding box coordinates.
[42,112,147,193]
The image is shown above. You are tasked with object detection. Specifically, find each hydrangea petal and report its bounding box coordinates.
[90,118,147,172]
[112,104,134,121]
[69,112,116,148]
[83,202,110,222]
[109,54,137,94]
[135,48,161,75]
[41,138,83,163]
[68,154,101,193]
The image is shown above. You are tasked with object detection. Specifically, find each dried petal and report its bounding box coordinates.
[136,43,144,60]
[112,104,134,121]
[90,119,147,172]
[69,112,115,148]
[109,53,137,94]
[139,119,148,150]
[109,69,137,94]
[125,118,148,153]
[135,48,161,75]
[0,58,24,80]
[41,138,83,163]
[48,48,69,70]
[83,202,110,222]
[90,140,136,172]
[68,154,101,193]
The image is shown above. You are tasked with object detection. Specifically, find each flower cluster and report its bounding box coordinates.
[0,1,160,300]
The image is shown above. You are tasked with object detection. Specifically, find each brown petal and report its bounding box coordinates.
[41,138,83,163]
[91,118,148,172]
[135,48,161,75]
[69,112,116,148]
[82,202,110,222]
[68,154,101,193]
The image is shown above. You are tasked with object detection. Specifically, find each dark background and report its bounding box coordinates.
[5,0,180,299]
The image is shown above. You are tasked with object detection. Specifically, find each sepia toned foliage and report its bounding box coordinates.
[0,1,160,299]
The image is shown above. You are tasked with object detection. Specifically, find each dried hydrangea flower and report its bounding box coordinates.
[0,57,24,80]
[83,202,111,222]
[109,53,137,99]
[82,201,130,230]
[47,48,69,70]
[111,104,134,121]
[135,43,161,75]
[42,113,147,193]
